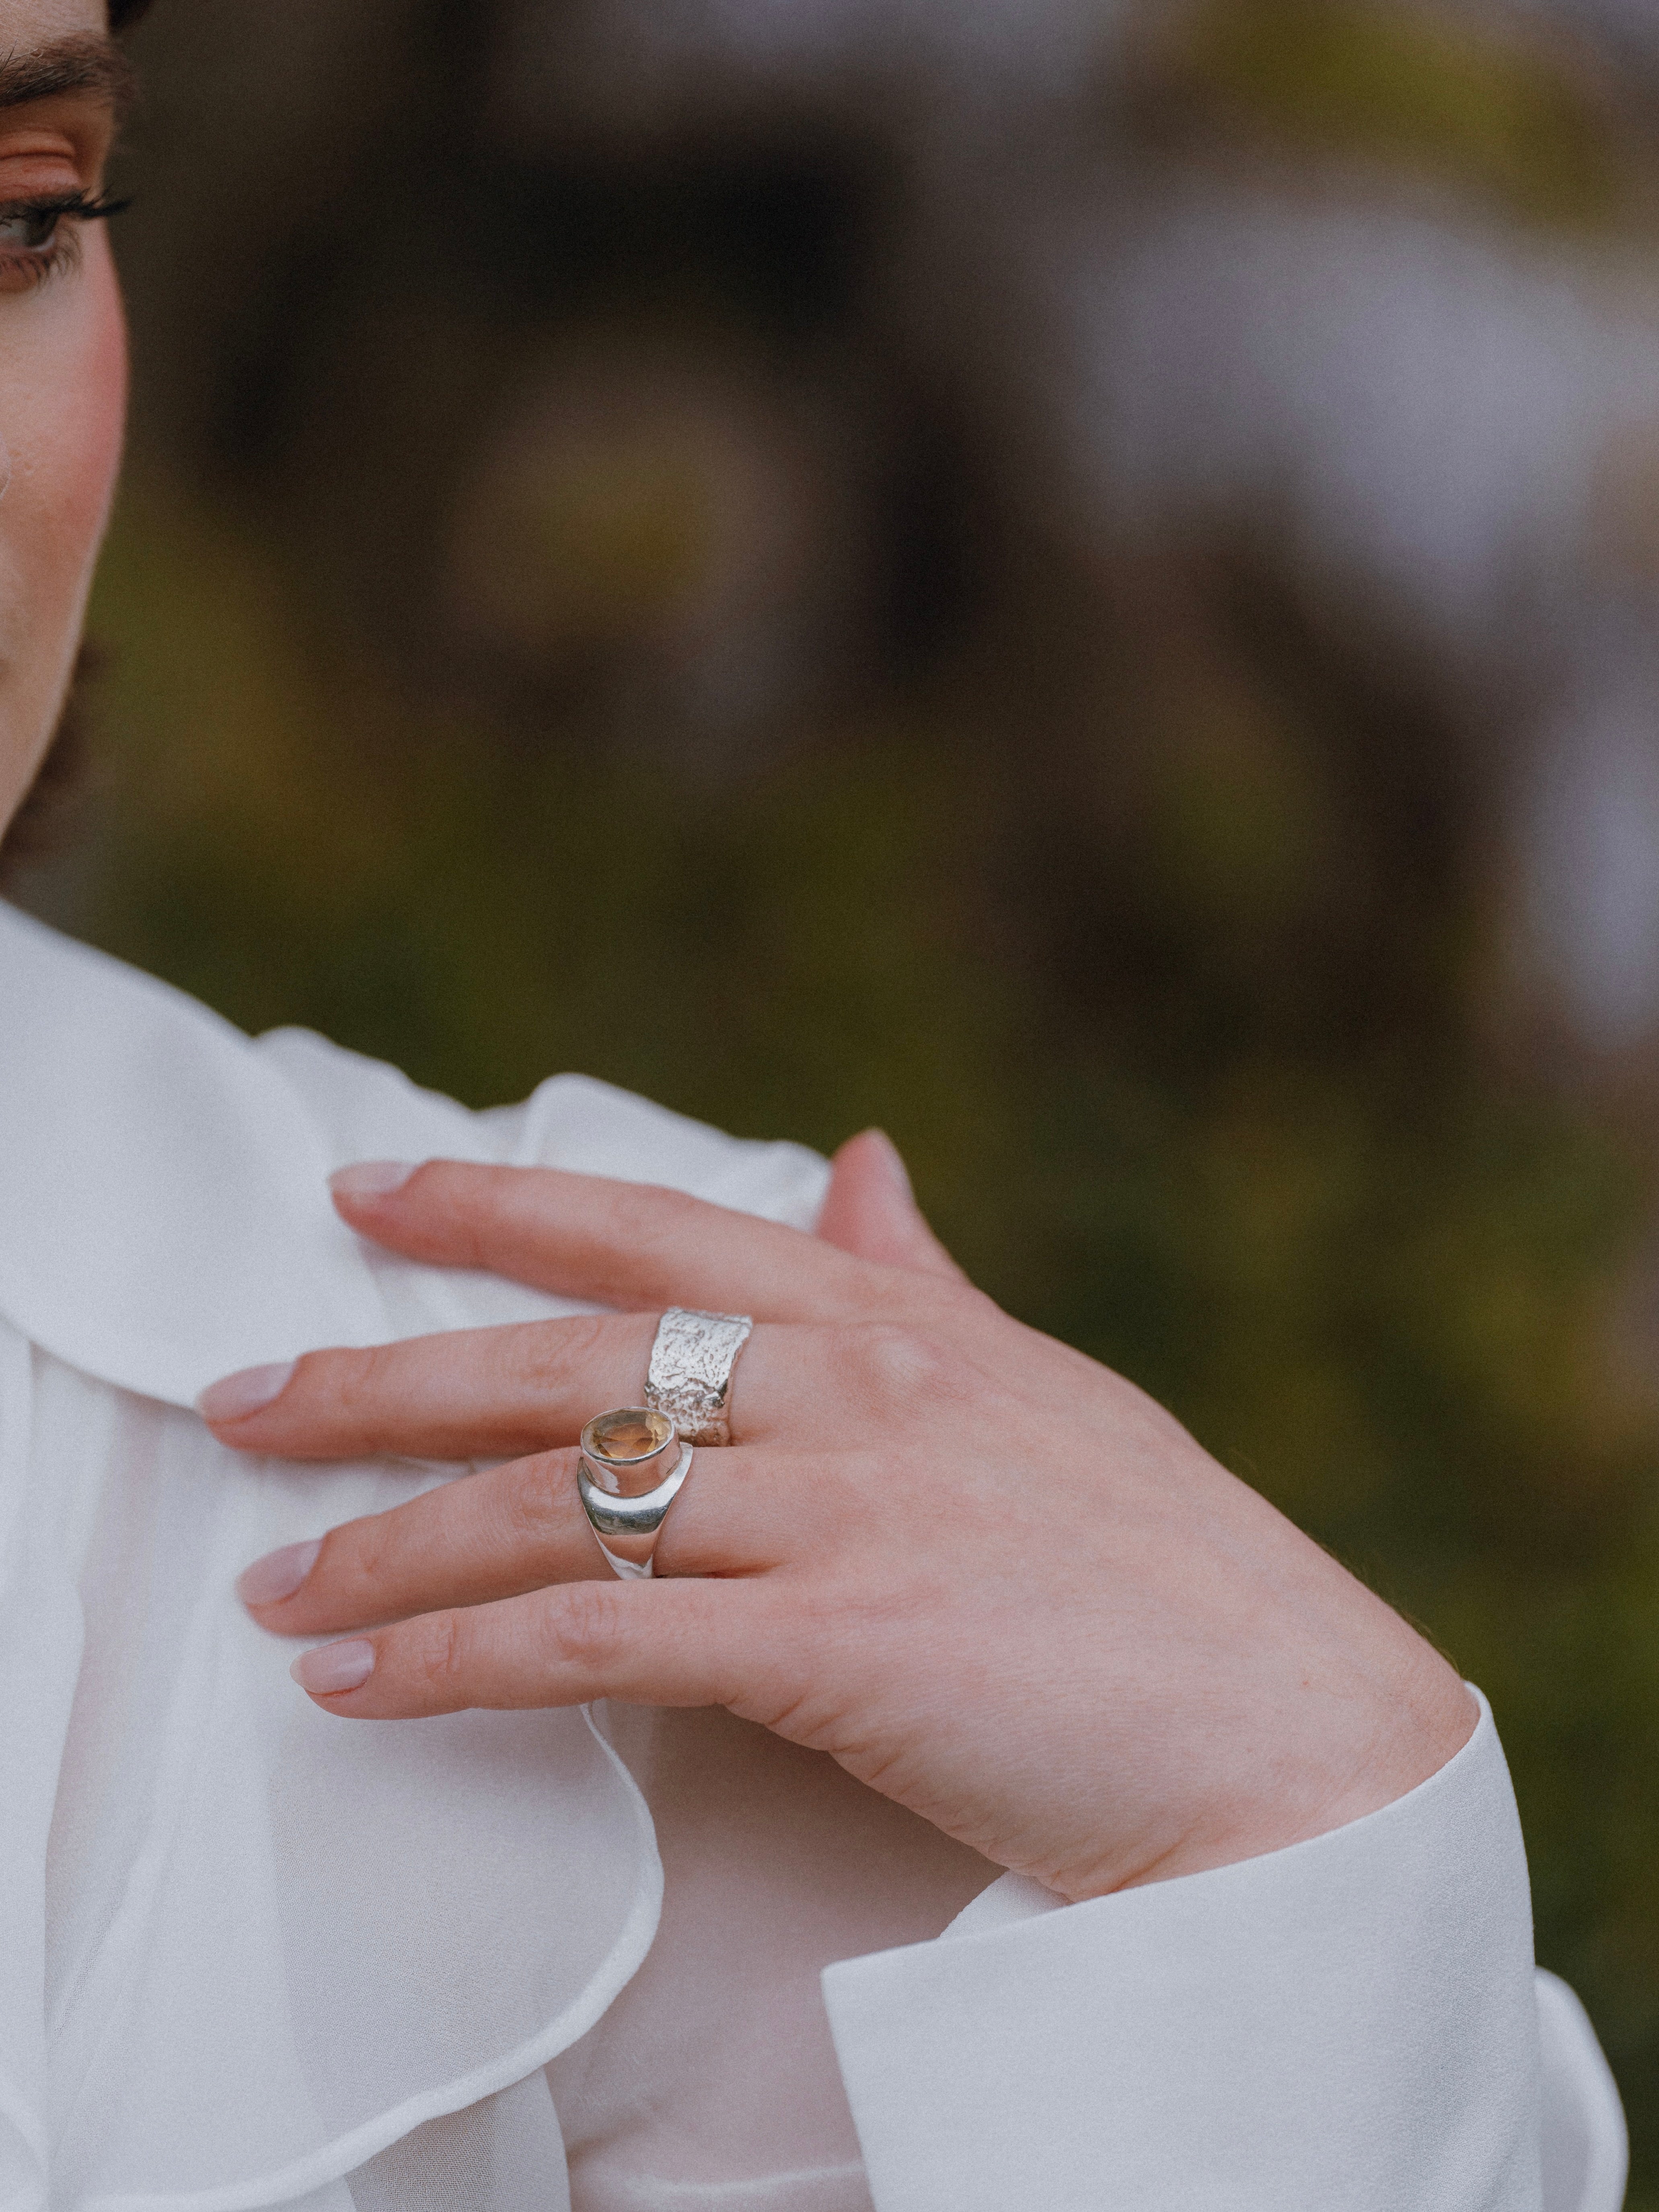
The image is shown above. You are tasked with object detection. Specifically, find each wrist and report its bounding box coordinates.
[1170,1656,1478,1891]
[1061,1647,1477,1902]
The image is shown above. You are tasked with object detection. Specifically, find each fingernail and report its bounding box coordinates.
[237,1538,321,1607]
[329,1160,417,1203]
[196,1359,296,1423]
[292,1640,374,1694]
[867,1129,914,1201]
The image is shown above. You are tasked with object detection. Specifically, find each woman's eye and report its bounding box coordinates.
[0,195,126,293]
[0,208,60,254]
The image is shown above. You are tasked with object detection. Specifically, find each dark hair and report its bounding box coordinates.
[109,1,151,25]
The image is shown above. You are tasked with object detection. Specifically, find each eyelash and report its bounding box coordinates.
[0,192,130,290]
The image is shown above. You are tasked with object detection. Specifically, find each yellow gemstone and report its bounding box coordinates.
[589,1408,673,1462]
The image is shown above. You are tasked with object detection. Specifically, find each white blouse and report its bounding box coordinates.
[0,899,1628,2212]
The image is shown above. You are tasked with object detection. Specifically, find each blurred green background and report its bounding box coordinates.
[12,0,1659,2189]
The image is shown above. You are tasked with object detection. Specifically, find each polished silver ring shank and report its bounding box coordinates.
[578,1407,692,1580]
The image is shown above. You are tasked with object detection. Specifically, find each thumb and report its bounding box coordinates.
[815,1129,966,1280]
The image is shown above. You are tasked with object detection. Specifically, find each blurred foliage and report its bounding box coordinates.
[17,0,1659,2194]
[1174,0,1620,226]
[57,466,1659,2194]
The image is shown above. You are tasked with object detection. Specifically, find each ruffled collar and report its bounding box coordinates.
[0,901,673,2210]
[0,900,424,1406]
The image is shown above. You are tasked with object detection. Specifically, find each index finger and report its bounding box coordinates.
[329,1160,908,1323]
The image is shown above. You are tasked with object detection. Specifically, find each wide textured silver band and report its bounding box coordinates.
[645,1307,754,1447]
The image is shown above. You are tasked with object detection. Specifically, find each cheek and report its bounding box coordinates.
[1,238,127,616]
[43,239,128,570]
[0,236,128,814]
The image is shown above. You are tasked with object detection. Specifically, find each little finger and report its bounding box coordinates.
[288,1575,782,1719]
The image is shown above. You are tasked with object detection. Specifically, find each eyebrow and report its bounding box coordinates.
[0,32,135,119]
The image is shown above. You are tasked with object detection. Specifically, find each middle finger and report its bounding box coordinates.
[201,1313,810,1461]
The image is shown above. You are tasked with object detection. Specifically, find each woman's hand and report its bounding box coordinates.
[202,1132,1473,1904]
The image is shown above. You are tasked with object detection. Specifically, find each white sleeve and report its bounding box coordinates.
[820,1692,1627,2212]
[1536,1971,1627,2212]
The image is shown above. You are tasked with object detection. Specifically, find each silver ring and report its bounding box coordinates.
[645,1307,754,1447]
[578,1406,693,1579]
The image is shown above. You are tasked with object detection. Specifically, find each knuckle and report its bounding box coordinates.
[544,1311,611,1370]
[425,1164,506,1266]
[315,1509,402,1615]
[519,1310,638,1394]
[846,1320,961,1412]
[541,1579,625,1672]
[409,1610,469,1699]
[318,1342,400,1420]
[593,1182,698,1269]
[495,1453,573,1552]
[341,1512,395,1589]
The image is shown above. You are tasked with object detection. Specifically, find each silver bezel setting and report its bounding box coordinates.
[577,1405,694,1579]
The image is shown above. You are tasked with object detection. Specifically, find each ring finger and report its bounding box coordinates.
[236,1440,818,1637]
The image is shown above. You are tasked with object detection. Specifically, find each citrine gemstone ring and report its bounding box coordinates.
[577,1406,693,1579]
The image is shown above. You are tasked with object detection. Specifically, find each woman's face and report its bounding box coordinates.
[0,0,127,841]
